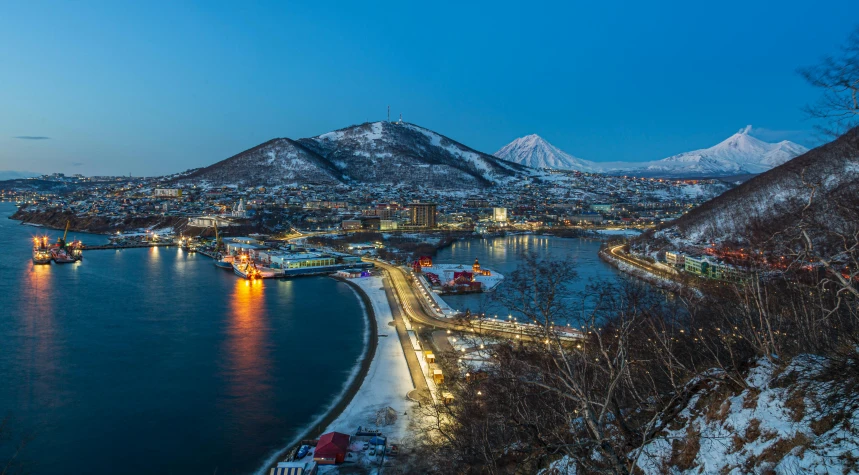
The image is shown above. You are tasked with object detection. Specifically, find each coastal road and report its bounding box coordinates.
[608,244,675,278]
[368,259,579,343]
[380,276,432,404]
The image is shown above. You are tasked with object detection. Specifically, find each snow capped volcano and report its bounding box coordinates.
[494,134,597,171]
[639,126,809,176]
[496,127,808,177]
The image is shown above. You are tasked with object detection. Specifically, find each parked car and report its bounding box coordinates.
[368,447,376,456]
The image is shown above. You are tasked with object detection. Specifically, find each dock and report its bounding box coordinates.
[83,242,175,250]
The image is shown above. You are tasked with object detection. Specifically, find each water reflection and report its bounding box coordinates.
[20,264,57,410]
[224,278,273,438]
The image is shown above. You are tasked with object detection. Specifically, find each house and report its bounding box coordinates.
[313,432,350,465]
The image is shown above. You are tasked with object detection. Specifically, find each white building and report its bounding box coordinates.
[154,188,182,198]
[231,199,247,218]
[493,207,508,223]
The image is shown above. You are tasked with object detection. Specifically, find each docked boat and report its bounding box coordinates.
[50,247,76,264]
[50,221,82,264]
[214,254,234,269]
[32,236,52,265]
[232,258,278,279]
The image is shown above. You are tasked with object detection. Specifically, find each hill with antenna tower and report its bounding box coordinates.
[179,120,528,188]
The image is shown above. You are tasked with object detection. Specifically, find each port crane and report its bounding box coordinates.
[213,221,225,254]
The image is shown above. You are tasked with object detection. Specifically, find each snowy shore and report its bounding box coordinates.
[322,275,416,442]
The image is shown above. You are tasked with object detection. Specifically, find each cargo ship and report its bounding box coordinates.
[32,236,52,265]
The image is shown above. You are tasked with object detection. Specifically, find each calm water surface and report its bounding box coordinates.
[434,234,623,317]
[0,203,365,474]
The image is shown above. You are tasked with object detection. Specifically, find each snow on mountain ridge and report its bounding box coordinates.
[496,127,808,177]
[494,134,599,172]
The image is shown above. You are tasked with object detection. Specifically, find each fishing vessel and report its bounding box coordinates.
[232,256,278,279]
[32,236,52,265]
[212,224,232,269]
[214,254,234,269]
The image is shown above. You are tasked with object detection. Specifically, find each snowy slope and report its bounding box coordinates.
[660,126,859,244]
[178,121,530,188]
[299,121,529,188]
[494,134,598,171]
[496,127,808,177]
[178,138,343,186]
[636,357,859,475]
[629,126,809,176]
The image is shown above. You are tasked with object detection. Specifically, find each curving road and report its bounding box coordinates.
[368,258,580,342]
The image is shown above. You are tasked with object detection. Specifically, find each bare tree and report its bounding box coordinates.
[798,26,859,136]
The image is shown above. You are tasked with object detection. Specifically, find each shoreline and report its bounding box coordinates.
[257,276,379,475]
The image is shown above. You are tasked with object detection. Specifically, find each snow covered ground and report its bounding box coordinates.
[420,264,505,291]
[322,276,416,443]
[595,228,643,237]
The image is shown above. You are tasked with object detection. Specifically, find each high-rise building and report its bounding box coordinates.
[410,202,437,228]
[493,207,508,223]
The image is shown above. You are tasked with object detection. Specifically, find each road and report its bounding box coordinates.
[607,244,676,278]
[379,275,432,404]
[368,258,580,343]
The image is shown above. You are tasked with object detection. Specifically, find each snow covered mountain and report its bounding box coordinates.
[630,126,809,177]
[298,121,527,188]
[494,134,598,172]
[180,121,529,188]
[179,138,343,186]
[660,126,859,244]
[496,127,808,177]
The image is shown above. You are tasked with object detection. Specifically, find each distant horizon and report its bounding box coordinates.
[0,119,815,178]
[1,1,855,176]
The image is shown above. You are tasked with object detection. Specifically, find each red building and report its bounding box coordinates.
[313,432,350,465]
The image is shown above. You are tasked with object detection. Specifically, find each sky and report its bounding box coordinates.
[1,1,856,176]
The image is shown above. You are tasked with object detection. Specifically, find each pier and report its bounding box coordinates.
[83,242,175,250]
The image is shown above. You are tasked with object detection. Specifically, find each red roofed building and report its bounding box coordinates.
[313,432,350,465]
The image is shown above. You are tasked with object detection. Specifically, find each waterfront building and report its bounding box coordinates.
[409,202,437,228]
[493,207,508,223]
[272,461,317,475]
[313,432,350,465]
[266,252,336,269]
[187,216,236,227]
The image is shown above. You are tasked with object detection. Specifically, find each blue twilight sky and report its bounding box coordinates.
[1,1,856,176]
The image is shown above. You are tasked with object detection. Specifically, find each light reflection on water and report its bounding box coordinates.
[0,202,366,475]
[225,279,274,438]
[435,235,622,318]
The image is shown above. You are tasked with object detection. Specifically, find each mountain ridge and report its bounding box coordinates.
[178,121,529,188]
[656,126,859,245]
[495,127,809,177]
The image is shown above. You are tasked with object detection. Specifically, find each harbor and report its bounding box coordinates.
[28,224,375,281]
